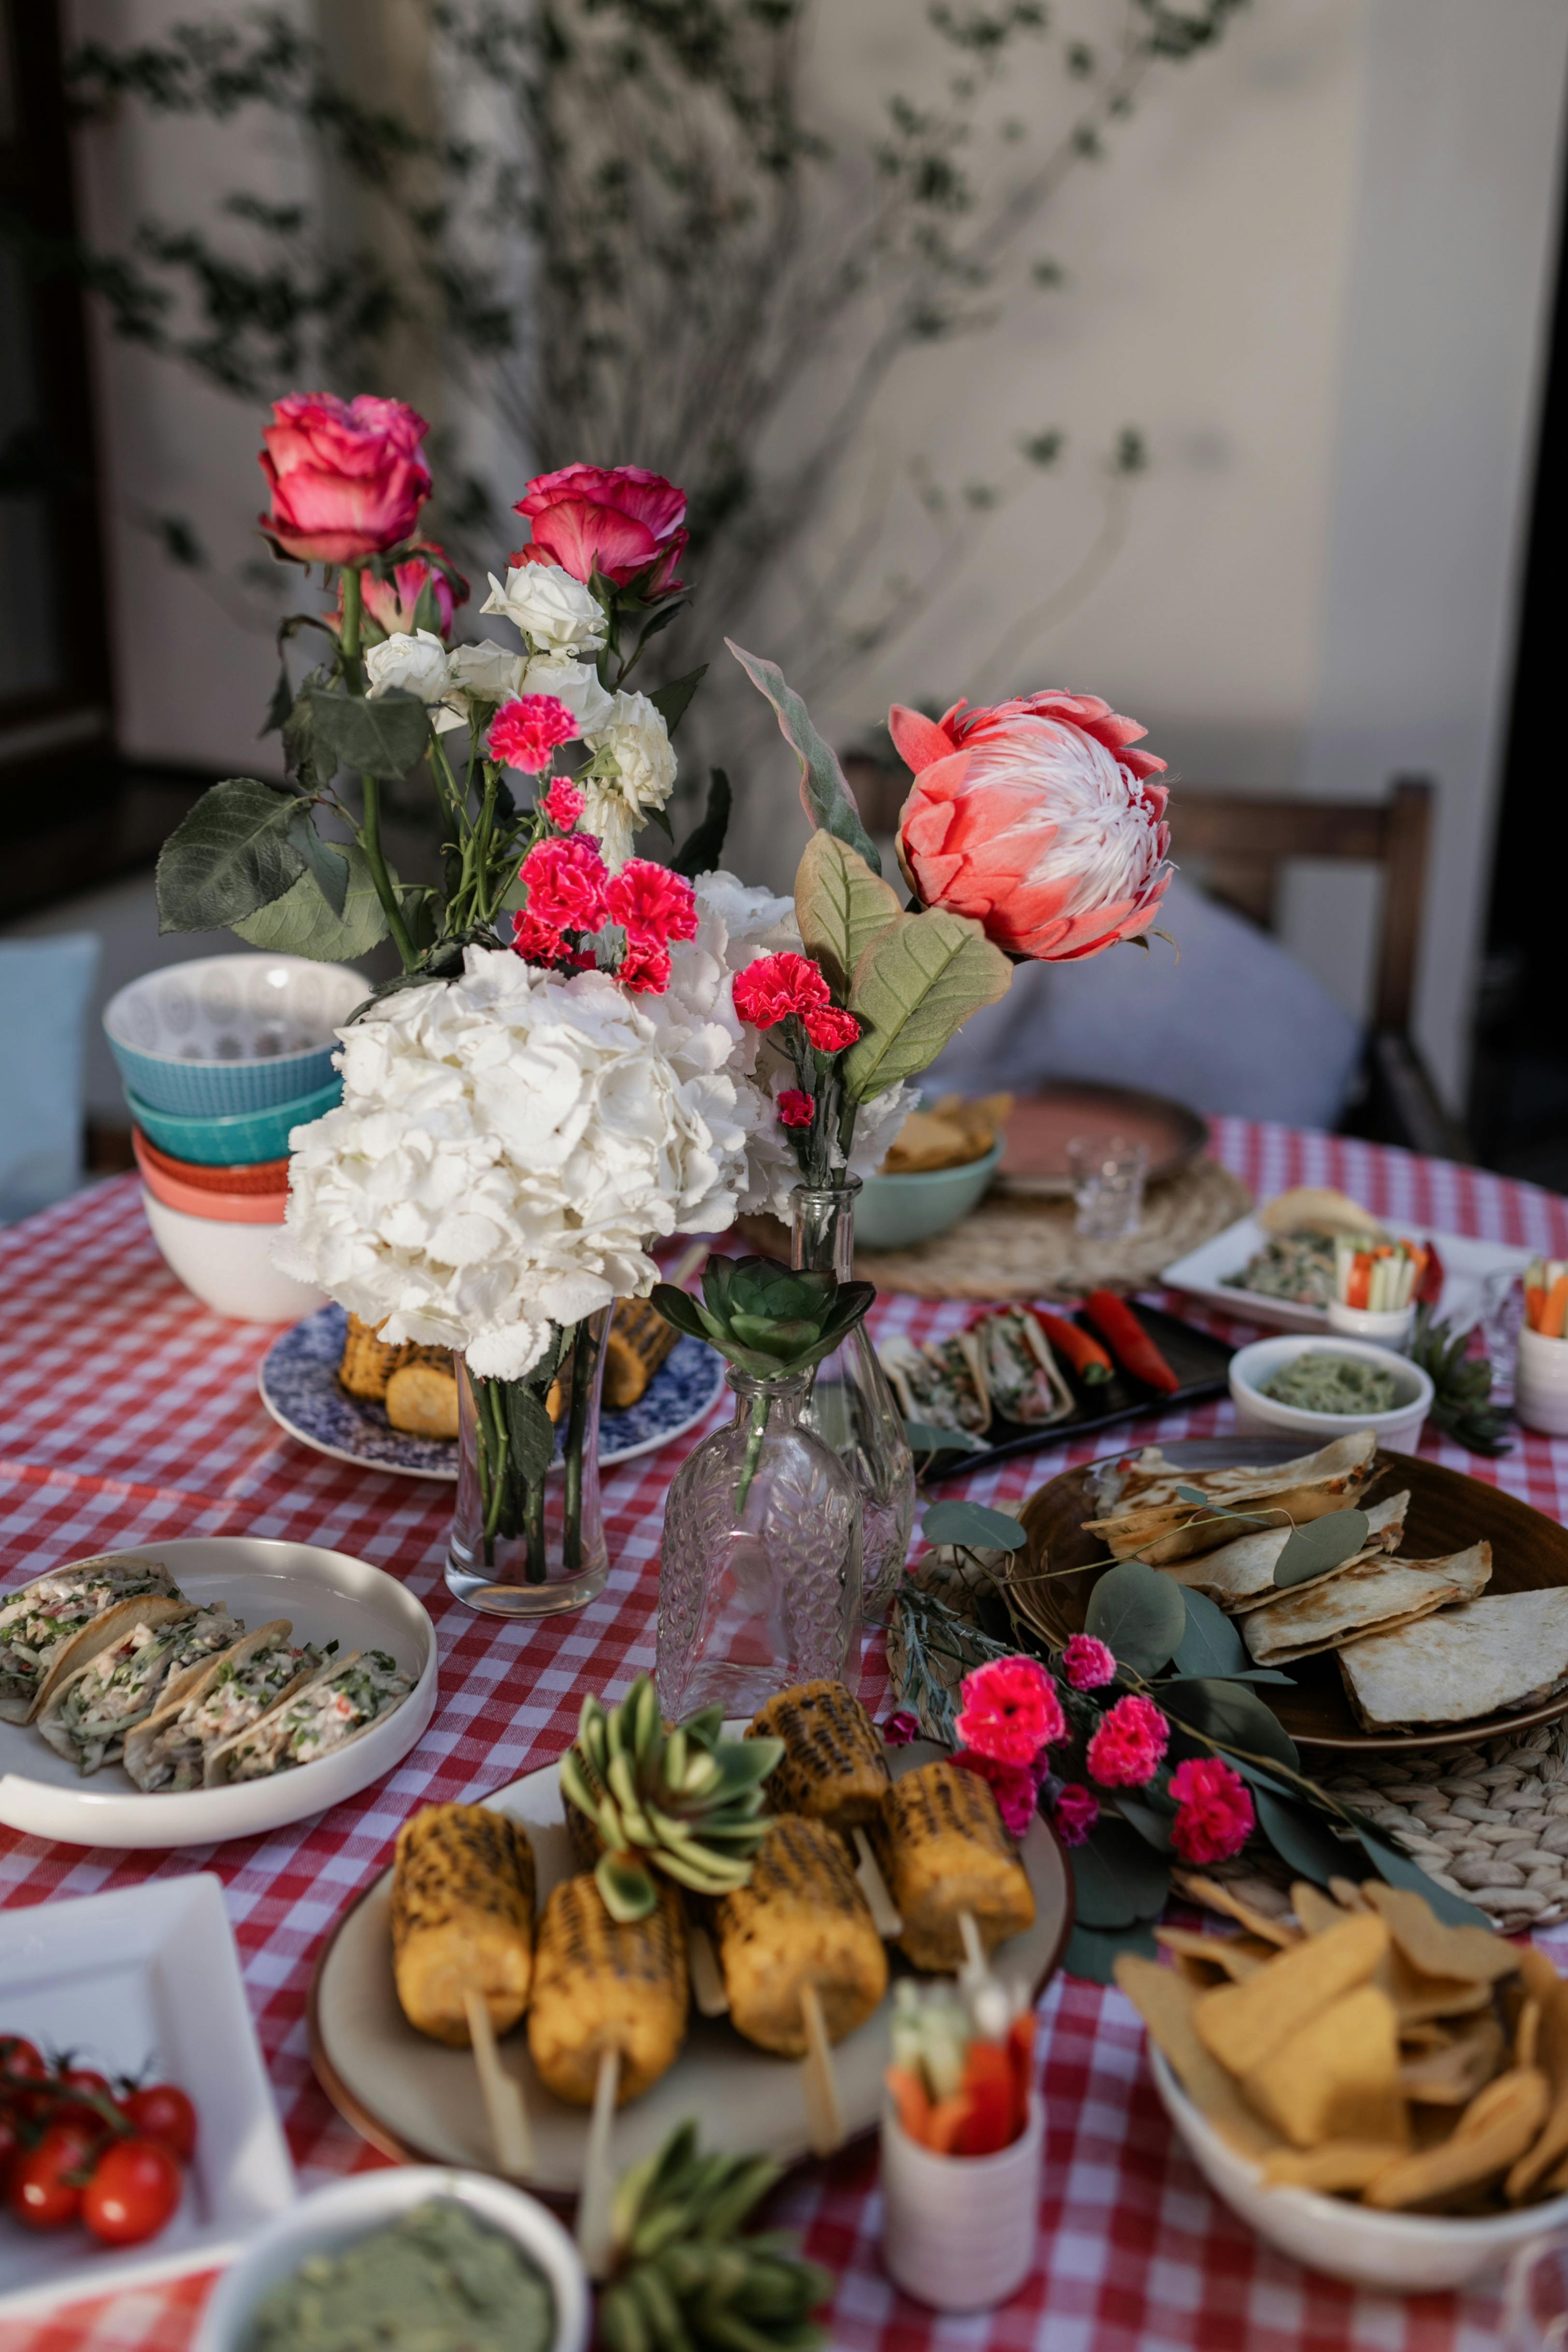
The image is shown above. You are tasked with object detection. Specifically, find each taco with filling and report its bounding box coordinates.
[966,1307,1073,1428]
[0,1557,186,1724]
[38,1606,245,1774]
[208,1649,415,1784]
[123,1621,332,1793]
[878,1332,990,1438]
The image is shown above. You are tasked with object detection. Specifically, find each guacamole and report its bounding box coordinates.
[1260,1353,1398,1417]
[246,2200,555,2352]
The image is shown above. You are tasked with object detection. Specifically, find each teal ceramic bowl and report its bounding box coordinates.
[855,1140,1002,1251]
[125,1076,342,1166]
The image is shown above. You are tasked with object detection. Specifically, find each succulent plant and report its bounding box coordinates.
[652,1256,874,1382]
[597,2120,833,2352]
[560,1676,783,1922]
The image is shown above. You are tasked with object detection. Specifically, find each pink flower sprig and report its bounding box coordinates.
[489,693,578,775]
[1051,1783,1100,1847]
[954,1654,1066,1768]
[1168,1756,1254,1864]
[1085,1692,1169,1789]
[954,1747,1048,1839]
[732,952,862,1055]
[542,778,585,830]
[776,1090,815,1130]
[1061,1634,1117,1691]
[512,836,696,997]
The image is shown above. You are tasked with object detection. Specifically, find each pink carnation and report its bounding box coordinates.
[516,835,608,939]
[1061,1634,1117,1692]
[882,1710,921,1748]
[1085,1692,1169,1788]
[802,1004,862,1054]
[777,1090,815,1130]
[954,1654,1066,1768]
[732,951,833,1030]
[488,694,578,774]
[1051,1783,1100,1847]
[1167,1756,1255,1865]
[542,778,585,829]
[953,1748,1045,1840]
[603,860,698,998]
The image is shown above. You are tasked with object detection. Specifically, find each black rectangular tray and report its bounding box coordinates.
[919,1300,1233,1482]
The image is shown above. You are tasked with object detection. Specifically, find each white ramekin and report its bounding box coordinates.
[1517,1324,1568,1436]
[1228,1334,1433,1454]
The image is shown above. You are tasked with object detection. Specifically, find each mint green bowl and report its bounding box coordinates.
[855,1140,1003,1251]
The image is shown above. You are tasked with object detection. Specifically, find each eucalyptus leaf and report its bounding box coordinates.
[726,639,883,874]
[1160,1676,1300,1772]
[1169,1587,1248,1679]
[286,807,349,916]
[903,1419,987,1456]
[1251,1785,1354,1885]
[1071,1820,1170,1929]
[1274,1508,1370,1590]
[1358,1828,1494,1929]
[232,839,391,960]
[156,777,304,933]
[842,910,1012,1101]
[921,1499,1028,1552]
[671,767,732,879]
[794,830,902,999]
[1114,1792,1177,1852]
[1064,1919,1157,1983]
[648,666,706,740]
[304,684,432,780]
[1084,1559,1187,1676]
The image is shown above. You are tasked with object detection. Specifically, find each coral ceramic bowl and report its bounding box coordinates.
[856,1141,1003,1252]
[141,1190,325,1322]
[134,1135,288,1226]
[133,1130,290,1196]
[1228,1334,1432,1455]
[105,954,363,1116]
[126,1077,341,1168]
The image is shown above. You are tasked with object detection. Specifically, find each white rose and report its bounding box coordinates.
[364,629,451,705]
[586,690,676,817]
[578,783,635,873]
[520,653,615,734]
[448,639,527,705]
[481,563,607,657]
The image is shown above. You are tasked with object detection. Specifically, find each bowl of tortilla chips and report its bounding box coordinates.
[857,1095,1008,1250]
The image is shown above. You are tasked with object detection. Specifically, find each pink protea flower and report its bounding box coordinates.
[889,690,1171,962]
[515,835,609,941]
[777,1090,815,1129]
[1051,1783,1100,1847]
[512,463,689,593]
[732,951,833,1030]
[1167,1756,1255,1865]
[882,1710,921,1747]
[542,778,585,830]
[802,1004,862,1054]
[259,393,431,564]
[1061,1634,1117,1692]
[489,694,578,775]
[954,1747,1046,1839]
[954,1654,1066,1768]
[1085,1692,1169,1788]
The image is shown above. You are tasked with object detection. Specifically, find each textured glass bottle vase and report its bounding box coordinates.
[446,1308,610,1618]
[656,1368,863,1719]
[791,1180,915,1621]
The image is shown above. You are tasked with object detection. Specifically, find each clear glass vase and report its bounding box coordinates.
[791,1179,915,1621]
[655,1367,863,1718]
[445,1308,610,1618]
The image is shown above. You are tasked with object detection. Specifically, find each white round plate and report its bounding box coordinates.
[0,1538,436,1848]
[259,1305,725,1482]
[308,1741,1074,2193]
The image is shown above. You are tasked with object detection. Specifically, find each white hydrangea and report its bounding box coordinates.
[278,947,749,1381]
[481,563,607,657]
[582,690,677,871]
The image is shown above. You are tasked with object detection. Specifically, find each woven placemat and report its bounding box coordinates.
[1325,1723,1568,1934]
[847,1156,1252,1300]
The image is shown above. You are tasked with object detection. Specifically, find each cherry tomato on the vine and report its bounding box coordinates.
[6,2123,97,2232]
[81,2137,182,2247]
[0,2111,21,2173]
[1,2035,51,2121]
[55,2066,117,2128]
[119,2083,197,2164]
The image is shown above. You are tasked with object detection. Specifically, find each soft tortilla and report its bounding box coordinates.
[1085,1433,1378,1565]
[1338,1586,1568,1730]
[1243,1542,1492,1667]
[122,1619,302,1789]
[1166,1490,1410,1612]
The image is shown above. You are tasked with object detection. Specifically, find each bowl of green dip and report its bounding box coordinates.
[194,2168,588,2352]
[1228,1335,1433,1452]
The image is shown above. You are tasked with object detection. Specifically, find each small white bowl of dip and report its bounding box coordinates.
[1228,1334,1433,1454]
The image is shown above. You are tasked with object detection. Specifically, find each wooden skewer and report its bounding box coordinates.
[799,1981,844,2159]
[463,1989,533,2179]
[576,2045,622,2281]
[957,1908,987,1978]
[667,1239,709,1290]
[851,1828,902,1937]
[687,1920,730,2016]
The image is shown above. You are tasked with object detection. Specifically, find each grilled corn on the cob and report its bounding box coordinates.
[390,1803,536,2046]
[870,1759,1035,1971]
[712,1813,888,2057]
[527,1874,689,2105]
[339,1313,449,1403]
[748,1680,890,1829]
[603,1297,678,1410]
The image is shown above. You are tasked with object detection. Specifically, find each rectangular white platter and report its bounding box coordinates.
[1161,1214,1534,1336]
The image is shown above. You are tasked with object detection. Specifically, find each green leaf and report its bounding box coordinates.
[156,777,304,932]
[1114,1792,1176,1851]
[1357,1829,1494,1929]
[501,1379,557,1488]
[903,1419,987,1456]
[231,839,391,961]
[1064,1919,1157,1983]
[1252,1785,1354,1886]
[725,639,883,874]
[670,767,732,879]
[647,666,706,741]
[921,1499,1028,1551]
[1071,1820,1170,1929]
[596,1852,658,1923]
[1273,1508,1370,1589]
[794,831,902,999]
[1169,1587,1248,1678]
[304,683,432,779]
[1160,1677,1300,1772]
[1084,1560,1187,1676]
[286,807,349,916]
[842,909,1012,1101]
[649,1284,717,1345]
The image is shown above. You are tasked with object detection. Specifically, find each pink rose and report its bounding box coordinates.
[1167,1756,1255,1865]
[1085,1692,1169,1788]
[1051,1783,1100,1847]
[953,1748,1045,1839]
[511,464,689,594]
[260,393,431,564]
[1061,1634,1117,1692]
[349,544,465,641]
[489,695,579,775]
[890,690,1171,962]
[954,1654,1066,1768]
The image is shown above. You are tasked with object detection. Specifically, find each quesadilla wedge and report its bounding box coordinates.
[38,1605,245,1773]
[1165,1491,1410,1613]
[123,1621,331,1792]
[1338,1586,1568,1731]
[966,1308,1073,1428]
[0,1557,186,1724]
[879,1332,990,1437]
[208,1649,414,1784]
[1243,1542,1492,1667]
[1084,1432,1378,1564]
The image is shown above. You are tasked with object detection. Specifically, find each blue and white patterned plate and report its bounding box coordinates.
[258,1302,725,1481]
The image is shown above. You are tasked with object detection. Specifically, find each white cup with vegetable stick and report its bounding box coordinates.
[1518,1259,1568,1436]
[1325,1233,1426,1349]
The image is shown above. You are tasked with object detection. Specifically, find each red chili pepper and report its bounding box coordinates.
[1082,1292,1180,1393]
[955,2042,1017,2156]
[1006,2011,1036,2139]
[1033,1309,1113,1385]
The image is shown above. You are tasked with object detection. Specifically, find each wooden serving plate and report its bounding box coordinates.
[1010,1438,1568,1754]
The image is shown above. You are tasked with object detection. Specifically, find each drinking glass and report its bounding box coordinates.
[1068,1133,1148,1241]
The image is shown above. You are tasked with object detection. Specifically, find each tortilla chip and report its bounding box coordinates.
[1155,1928,1275,1983]
[1506,1981,1568,2198]
[1242,1985,1406,2149]
[1330,1876,1374,1914]
[1338,1588,1568,1730]
[1518,1999,1542,2072]
[1359,1883,1519,1985]
[1520,1946,1562,2008]
[1113,1955,1280,2157]
[1172,1872,1299,1948]
[1365,2069,1549,2210]
[1243,1544,1492,1666]
[1399,2016,1504,2106]
[1262,2141,1410,2193]
[1194,1913,1388,2077]
[1291,1881,1359,1936]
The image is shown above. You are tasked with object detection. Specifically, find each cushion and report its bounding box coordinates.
[0,934,101,1223]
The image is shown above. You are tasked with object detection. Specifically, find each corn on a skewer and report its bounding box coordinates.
[711,1813,888,2057]
[869,1759,1035,1972]
[747,1680,891,1829]
[339,1313,449,1402]
[391,1803,536,2047]
[527,1874,689,2106]
[603,1296,679,1410]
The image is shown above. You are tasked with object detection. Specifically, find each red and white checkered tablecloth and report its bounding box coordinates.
[3,1122,1567,2352]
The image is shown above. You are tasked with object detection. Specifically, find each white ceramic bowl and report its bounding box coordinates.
[1518,1324,1568,1437]
[1228,1334,1433,1454]
[193,2166,589,2352]
[141,1188,326,1323]
[1325,1298,1415,1349]
[1151,2048,1568,2290]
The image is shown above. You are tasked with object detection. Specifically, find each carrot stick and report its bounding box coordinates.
[1033,1309,1113,1385]
[886,2064,934,2149]
[1527,1286,1548,1335]
[1082,1292,1180,1393]
[925,2092,972,2155]
[1544,1276,1568,1341]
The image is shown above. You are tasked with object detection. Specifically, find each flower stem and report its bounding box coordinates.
[562,1316,599,1573]
[526,1469,547,1584]
[736,1392,770,1513]
[360,775,420,972]
[339,566,366,696]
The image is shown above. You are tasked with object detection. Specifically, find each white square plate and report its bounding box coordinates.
[1161,1214,1533,1335]
[0,1873,295,2318]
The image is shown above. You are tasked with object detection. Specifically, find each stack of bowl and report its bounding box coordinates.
[105,954,363,1321]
